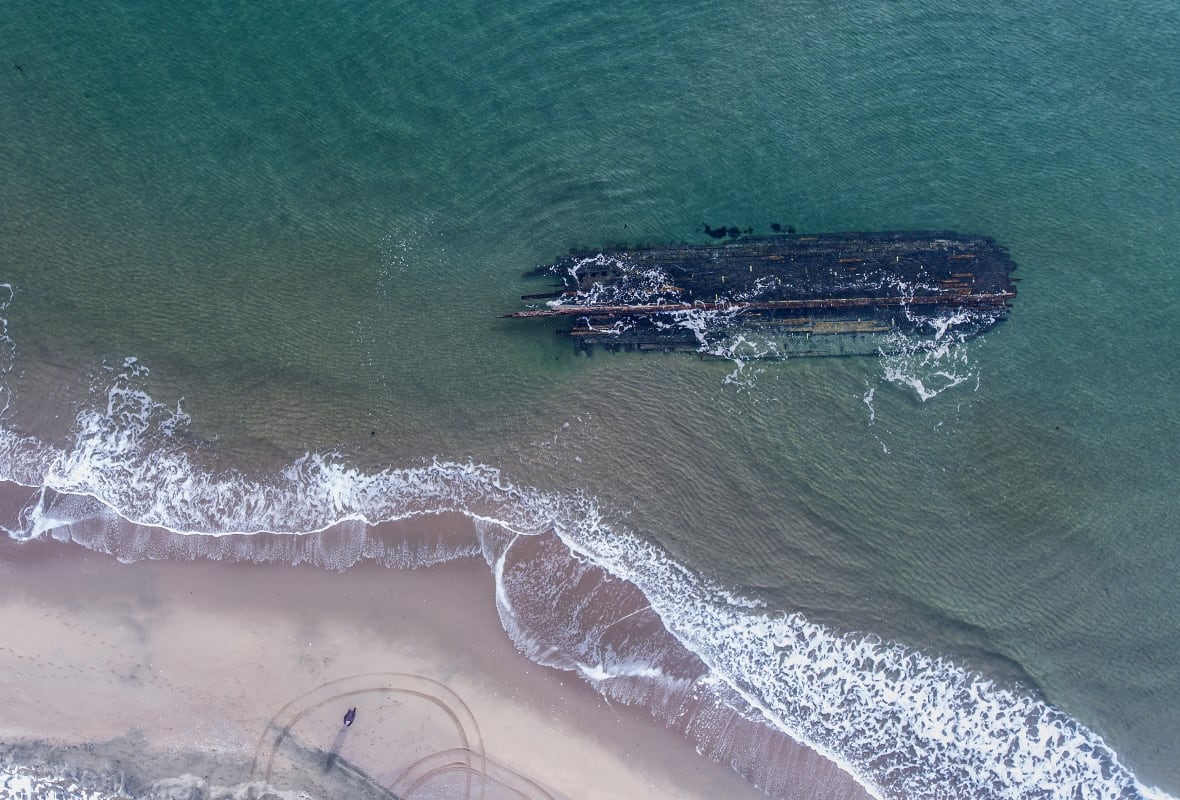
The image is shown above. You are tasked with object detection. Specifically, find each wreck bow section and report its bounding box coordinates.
[502,231,1018,356]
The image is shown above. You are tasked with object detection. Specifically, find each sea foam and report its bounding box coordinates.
[0,311,1165,800]
[0,343,1168,799]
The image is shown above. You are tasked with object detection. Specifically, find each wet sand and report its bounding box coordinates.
[0,485,873,800]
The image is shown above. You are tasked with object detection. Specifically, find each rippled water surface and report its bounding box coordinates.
[2,0,1178,797]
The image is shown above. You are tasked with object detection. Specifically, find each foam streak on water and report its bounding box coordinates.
[0,359,1170,800]
[876,304,995,402]
[0,763,312,800]
[0,764,121,800]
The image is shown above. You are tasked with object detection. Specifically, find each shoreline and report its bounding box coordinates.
[0,496,872,800]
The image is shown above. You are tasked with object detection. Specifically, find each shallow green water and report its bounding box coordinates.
[2,0,1178,791]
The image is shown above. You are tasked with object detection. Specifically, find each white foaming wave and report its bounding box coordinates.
[0,361,551,539]
[650,305,783,387]
[550,253,677,308]
[576,660,667,683]
[0,764,315,800]
[0,369,1169,800]
[0,284,15,419]
[877,305,992,402]
[549,514,1163,800]
[0,764,119,800]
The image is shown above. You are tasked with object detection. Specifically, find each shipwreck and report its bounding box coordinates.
[502,230,1018,357]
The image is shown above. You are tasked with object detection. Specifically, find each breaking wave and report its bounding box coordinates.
[0,356,1169,800]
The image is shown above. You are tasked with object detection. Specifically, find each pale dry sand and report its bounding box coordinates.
[0,536,779,799]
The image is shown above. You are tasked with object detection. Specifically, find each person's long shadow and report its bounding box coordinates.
[323,726,349,773]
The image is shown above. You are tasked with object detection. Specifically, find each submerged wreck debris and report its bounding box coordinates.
[502,230,1018,357]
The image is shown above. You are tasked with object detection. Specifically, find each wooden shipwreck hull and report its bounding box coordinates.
[503,231,1018,356]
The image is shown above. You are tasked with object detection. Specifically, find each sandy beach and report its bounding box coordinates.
[0,496,872,800]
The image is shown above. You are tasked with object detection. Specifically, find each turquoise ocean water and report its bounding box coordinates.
[2,1,1178,797]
